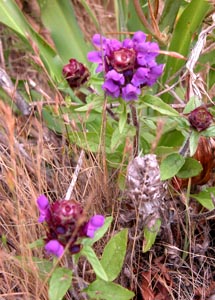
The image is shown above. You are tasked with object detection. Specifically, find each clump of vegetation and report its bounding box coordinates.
[1,1,215,300]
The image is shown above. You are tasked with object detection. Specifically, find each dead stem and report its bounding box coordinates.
[65,149,85,201]
[0,67,31,116]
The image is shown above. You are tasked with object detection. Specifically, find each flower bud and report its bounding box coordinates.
[63,59,89,88]
[188,106,213,132]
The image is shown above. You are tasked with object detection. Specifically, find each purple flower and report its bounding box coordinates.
[87,31,163,101]
[84,215,105,238]
[37,195,50,223]
[122,84,141,101]
[45,240,64,257]
[37,195,106,255]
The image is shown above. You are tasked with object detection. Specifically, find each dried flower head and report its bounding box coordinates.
[120,154,166,230]
[188,106,213,132]
[87,31,163,101]
[62,58,90,88]
[37,195,104,256]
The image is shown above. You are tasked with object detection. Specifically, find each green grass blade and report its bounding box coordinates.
[38,0,89,65]
[159,0,183,32]
[162,0,210,83]
[0,0,63,81]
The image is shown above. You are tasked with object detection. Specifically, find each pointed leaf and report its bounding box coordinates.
[49,267,72,300]
[142,95,180,116]
[163,0,210,82]
[142,219,161,253]
[160,153,185,180]
[85,279,135,300]
[189,130,200,156]
[192,187,215,210]
[177,157,202,178]
[100,229,128,281]
[81,246,109,281]
[38,0,89,64]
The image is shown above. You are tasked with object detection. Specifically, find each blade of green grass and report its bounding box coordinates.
[159,0,183,32]
[38,0,89,65]
[162,0,211,83]
[0,0,63,81]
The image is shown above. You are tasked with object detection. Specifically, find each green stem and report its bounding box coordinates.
[130,103,139,157]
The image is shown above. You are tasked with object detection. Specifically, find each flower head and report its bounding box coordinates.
[87,31,163,101]
[36,195,105,256]
[188,106,213,132]
[63,59,89,88]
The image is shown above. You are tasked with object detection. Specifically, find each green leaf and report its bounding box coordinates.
[201,125,215,137]
[158,129,185,147]
[75,96,103,112]
[183,96,203,114]
[192,187,215,210]
[160,153,185,180]
[177,157,202,179]
[28,238,45,249]
[119,102,127,134]
[163,0,210,82]
[111,125,135,151]
[38,0,89,64]
[49,267,72,300]
[142,219,161,253]
[155,146,178,156]
[100,229,128,282]
[31,257,53,279]
[85,279,135,300]
[189,130,200,156]
[142,95,180,116]
[81,246,109,281]
[82,216,113,247]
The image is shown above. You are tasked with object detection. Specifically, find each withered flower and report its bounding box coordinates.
[62,58,90,88]
[188,106,213,132]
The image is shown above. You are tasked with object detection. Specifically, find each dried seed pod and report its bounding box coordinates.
[121,154,166,230]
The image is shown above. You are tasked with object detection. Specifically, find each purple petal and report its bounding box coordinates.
[87,51,102,63]
[45,240,64,257]
[145,64,163,86]
[106,70,125,85]
[122,38,134,49]
[96,64,104,73]
[37,195,50,223]
[137,42,159,55]
[85,215,105,238]
[105,39,122,56]
[131,67,149,87]
[89,215,105,227]
[92,34,106,48]
[102,79,121,98]
[132,31,146,45]
[122,84,141,101]
[37,195,49,210]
